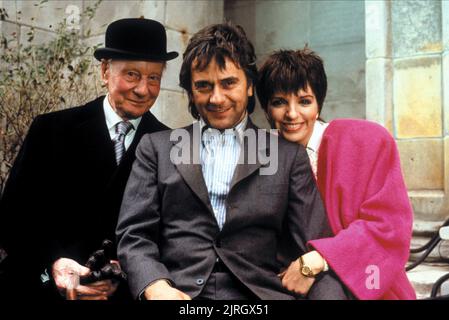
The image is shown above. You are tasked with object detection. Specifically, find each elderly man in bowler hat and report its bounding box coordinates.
[0,18,177,300]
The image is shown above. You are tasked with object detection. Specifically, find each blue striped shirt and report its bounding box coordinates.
[199,116,248,230]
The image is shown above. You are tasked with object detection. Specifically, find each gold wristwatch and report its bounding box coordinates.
[299,255,315,277]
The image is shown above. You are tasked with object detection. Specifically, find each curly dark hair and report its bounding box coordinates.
[179,22,258,119]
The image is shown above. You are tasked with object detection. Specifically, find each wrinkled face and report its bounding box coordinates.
[267,84,319,147]
[101,60,164,120]
[190,57,253,130]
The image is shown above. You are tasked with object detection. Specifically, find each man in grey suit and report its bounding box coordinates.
[116,22,347,300]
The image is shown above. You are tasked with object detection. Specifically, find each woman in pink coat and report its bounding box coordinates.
[257,48,416,300]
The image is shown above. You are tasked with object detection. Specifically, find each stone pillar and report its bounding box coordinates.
[442,0,449,222]
[365,0,393,132]
[366,0,449,228]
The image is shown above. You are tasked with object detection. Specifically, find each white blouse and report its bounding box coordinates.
[306,120,329,179]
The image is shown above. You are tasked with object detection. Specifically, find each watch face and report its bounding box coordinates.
[302,266,313,276]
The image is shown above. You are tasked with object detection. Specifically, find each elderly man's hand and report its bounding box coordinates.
[52,258,118,300]
[144,279,191,300]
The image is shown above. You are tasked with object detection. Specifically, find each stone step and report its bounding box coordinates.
[407,219,449,299]
[412,219,447,237]
[406,262,449,299]
[409,235,449,262]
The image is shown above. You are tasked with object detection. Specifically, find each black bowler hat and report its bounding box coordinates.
[94,18,178,61]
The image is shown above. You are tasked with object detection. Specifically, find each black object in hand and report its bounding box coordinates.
[80,239,127,285]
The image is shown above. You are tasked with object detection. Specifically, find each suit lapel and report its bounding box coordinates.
[229,120,266,190]
[173,123,215,215]
[176,163,213,213]
[76,97,117,171]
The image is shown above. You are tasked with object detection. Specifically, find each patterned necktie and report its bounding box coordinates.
[113,121,133,165]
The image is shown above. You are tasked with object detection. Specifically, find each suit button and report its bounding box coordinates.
[196,278,204,285]
[215,238,221,248]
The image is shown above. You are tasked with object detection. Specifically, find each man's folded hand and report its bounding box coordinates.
[144,279,191,300]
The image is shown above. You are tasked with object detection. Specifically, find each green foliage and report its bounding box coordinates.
[0,0,104,193]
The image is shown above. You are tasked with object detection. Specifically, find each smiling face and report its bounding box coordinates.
[190,57,253,130]
[267,84,319,147]
[101,60,164,120]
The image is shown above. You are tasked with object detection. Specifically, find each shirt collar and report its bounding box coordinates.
[199,113,248,143]
[103,94,141,132]
[306,120,329,153]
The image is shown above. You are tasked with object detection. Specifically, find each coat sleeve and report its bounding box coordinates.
[116,134,173,299]
[307,124,414,300]
[280,144,350,299]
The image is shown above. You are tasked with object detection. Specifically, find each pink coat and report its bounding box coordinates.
[308,119,416,300]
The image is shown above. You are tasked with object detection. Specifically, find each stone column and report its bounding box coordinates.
[365,0,393,132]
[442,0,449,219]
[366,0,448,228]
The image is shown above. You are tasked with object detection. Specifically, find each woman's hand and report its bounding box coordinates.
[278,250,326,296]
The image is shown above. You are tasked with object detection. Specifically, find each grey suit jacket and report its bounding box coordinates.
[116,120,347,300]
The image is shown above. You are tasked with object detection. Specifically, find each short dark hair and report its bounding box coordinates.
[179,22,258,119]
[256,47,327,115]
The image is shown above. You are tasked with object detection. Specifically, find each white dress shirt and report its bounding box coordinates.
[305,120,330,272]
[199,115,248,230]
[306,120,329,179]
[103,94,141,150]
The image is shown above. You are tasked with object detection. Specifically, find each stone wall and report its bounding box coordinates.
[0,0,225,128]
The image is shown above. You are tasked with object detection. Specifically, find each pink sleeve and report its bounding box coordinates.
[308,120,414,300]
